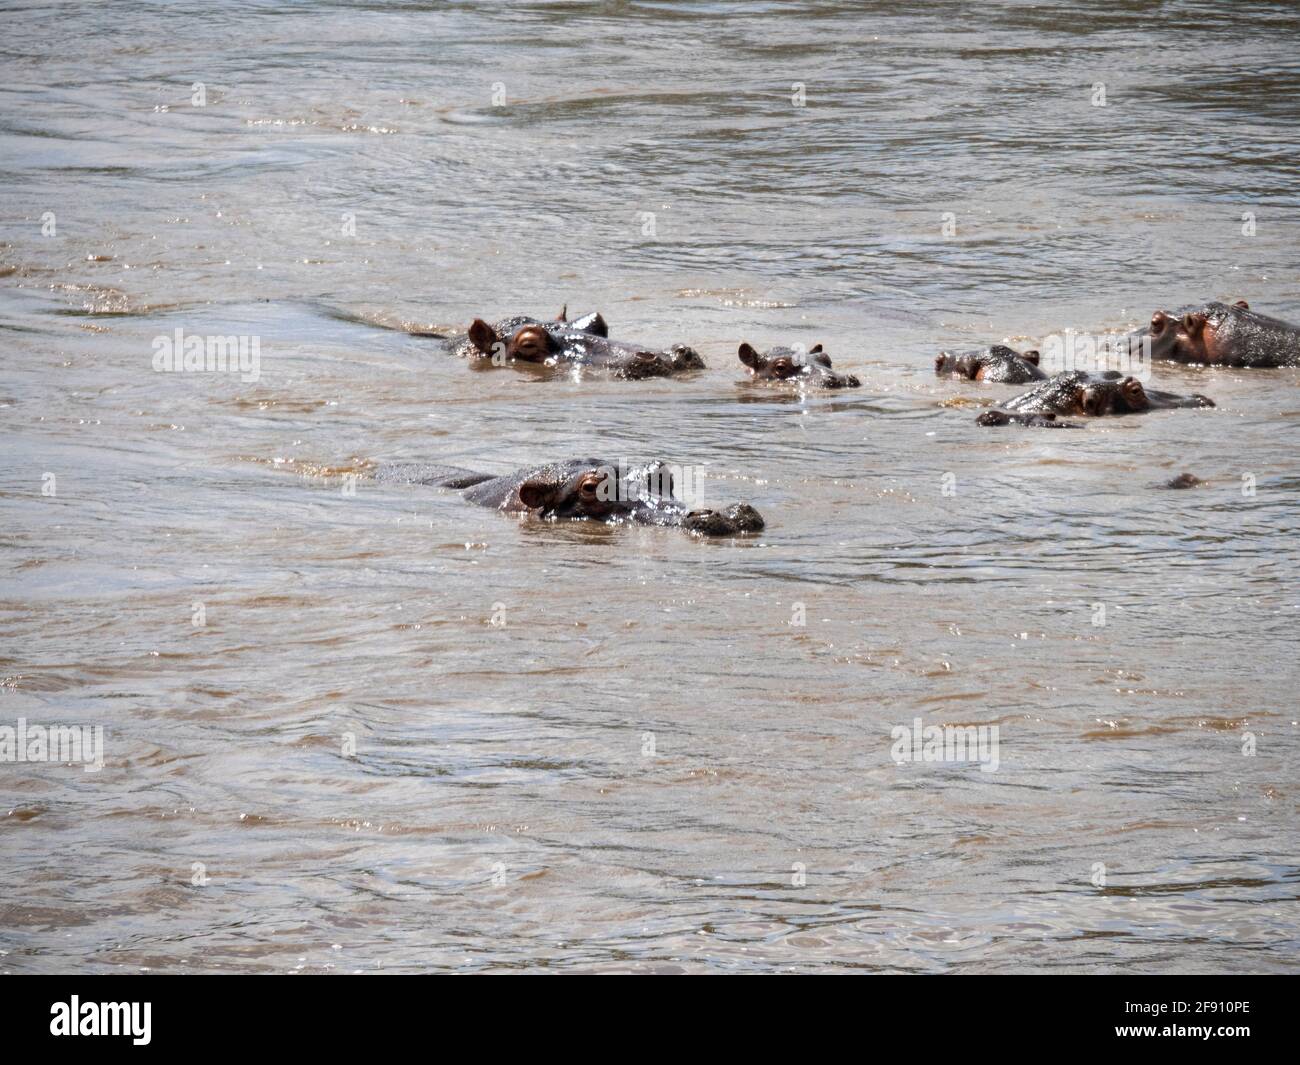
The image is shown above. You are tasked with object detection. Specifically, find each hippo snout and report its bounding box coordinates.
[824,372,861,389]
[616,344,705,380]
[669,344,706,370]
[683,502,765,536]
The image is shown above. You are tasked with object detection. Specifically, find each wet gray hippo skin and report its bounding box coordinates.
[450,308,705,379]
[935,344,1045,383]
[738,343,861,389]
[1143,300,1300,368]
[981,370,1214,423]
[975,410,1083,429]
[373,458,764,536]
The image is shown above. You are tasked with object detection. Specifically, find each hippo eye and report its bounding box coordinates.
[773,358,795,376]
[578,474,604,500]
[511,327,551,357]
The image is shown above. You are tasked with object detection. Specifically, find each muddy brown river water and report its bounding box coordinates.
[1,0,1298,973]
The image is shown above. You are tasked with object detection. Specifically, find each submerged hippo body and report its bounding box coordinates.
[978,370,1213,426]
[451,308,705,379]
[738,343,860,389]
[975,410,1083,428]
[374,458,764,536]
[1144,300,1300,368]
[935,345,1046,384]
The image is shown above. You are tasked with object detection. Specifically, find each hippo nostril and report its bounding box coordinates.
[683,503,764,535]
[635,350,659,362]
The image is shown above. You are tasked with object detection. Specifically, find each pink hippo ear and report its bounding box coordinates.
[738,342,763,369]
[1023,350,1040,365]
[517,478,561,511]
[468,318,499,354]
[1234,300,1249,310]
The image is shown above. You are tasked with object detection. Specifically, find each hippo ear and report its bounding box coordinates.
[517,478,561,511]
[571,311,608,337]
[809,343,824,354]
[738,342,763,369]
[556,305,567,322]
[468,319,499,354]
[1023,349,1040,365]
[1235,300,1249,310]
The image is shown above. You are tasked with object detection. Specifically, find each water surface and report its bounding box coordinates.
[1,0,1298,973]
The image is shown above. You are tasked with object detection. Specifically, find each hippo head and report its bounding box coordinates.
[1045,372,1166,415]
[503,459,764,536]
[464,309,704,378]
[1078,374,1151,416]
[738,342,860,389]
[1004,370,1212,417]
[1147,300,1251,364]
[606,342,707,380]
[466,308,603,363]
[935,345,1043,383]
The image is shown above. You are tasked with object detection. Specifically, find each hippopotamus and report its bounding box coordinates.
[373,458,764,536]
[737,343,860,389]
[934,344,1046,383]
[975,410,1083,428]
[1143,300,1300,367]
[450,307,705,379]
[977,370,1214,425]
